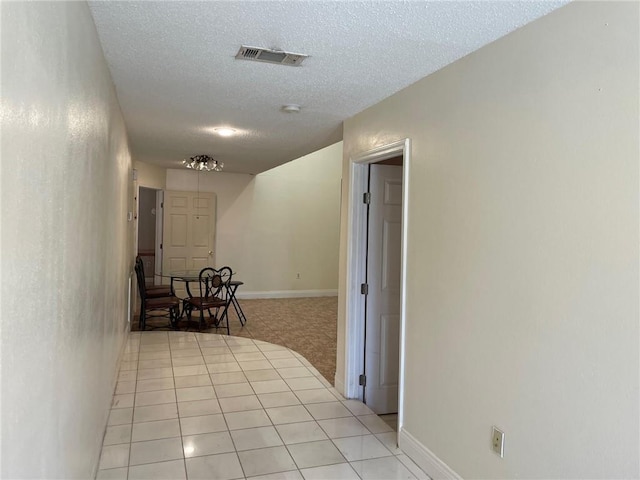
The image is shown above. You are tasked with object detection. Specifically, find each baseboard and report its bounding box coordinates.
[93,328,130,480]
[398,428,462,480]
[334,375,346,398]
[235,289,338,299]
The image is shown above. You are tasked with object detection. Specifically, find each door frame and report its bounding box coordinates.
[135,186,163,282]
[154,190,164,285]
[345,138,411,431]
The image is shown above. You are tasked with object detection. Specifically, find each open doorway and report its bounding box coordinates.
[344,139,410,435]
[137,186,163,286]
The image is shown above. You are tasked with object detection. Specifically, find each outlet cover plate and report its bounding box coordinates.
[492,426,504,458]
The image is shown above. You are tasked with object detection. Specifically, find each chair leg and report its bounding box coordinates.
[170,306,177,330]
[139,309,146,331]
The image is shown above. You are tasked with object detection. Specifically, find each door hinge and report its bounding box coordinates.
[161,202,163,208]
[160,243,163,249]
[363,192,371,205]
[359,374,367,386]
[360,283,368,295]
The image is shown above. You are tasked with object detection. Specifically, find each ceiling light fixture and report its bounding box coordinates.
[214,127,236,137]
[281,104,301,113]
[182,154,224,172]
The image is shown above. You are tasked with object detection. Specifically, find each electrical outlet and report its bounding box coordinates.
[491,426,504,458]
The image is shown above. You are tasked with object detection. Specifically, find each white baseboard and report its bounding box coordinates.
[334,375,346,398]
[94,330,131,480]
[398,428,462,480]
[235,289,338,299]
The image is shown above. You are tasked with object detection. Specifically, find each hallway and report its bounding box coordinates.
[97,332,427,480]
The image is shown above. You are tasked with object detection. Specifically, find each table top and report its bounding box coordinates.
[156,270,242,285]
[165,270,201,280]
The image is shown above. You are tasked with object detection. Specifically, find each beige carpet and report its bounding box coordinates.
[135,296,338,384]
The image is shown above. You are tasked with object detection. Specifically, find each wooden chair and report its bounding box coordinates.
[134,259,180,330]
[185,267,233,334]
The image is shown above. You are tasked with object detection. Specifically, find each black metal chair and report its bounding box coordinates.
[184,267,233,334]
[135,256,173,298]
[134,259,180,330]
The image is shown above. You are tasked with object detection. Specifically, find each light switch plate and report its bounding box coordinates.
[492,426,504,458]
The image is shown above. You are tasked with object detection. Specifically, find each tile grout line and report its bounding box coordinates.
[126,336,141,475]
[205,334,247,480]
[220,334,250,479]
[174,333,188,480]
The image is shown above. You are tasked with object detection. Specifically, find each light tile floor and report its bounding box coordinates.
[97,332,429,480]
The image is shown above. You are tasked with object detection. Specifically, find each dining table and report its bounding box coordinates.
[158,269,247,326]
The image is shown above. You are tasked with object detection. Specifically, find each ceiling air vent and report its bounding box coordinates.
[235,45,308,66]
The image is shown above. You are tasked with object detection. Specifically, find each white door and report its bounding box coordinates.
[162,190,216,298]
[364,164,403,414]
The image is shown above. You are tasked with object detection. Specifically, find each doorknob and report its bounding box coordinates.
[208,251,213,256]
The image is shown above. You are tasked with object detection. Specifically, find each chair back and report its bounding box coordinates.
[198,267,233,300]
[134,258,147,301]
[136,255,155,286]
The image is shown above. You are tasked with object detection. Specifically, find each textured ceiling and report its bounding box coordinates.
[89,1,567,175]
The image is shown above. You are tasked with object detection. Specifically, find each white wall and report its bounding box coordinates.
[1,3,133,478]
[339,2,638,478]
[166,142,343,296]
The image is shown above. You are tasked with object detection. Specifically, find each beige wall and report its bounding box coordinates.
[1,2,133,478]
[339,2,638,478]
[166,142,342,296]
[134,159,166,190]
